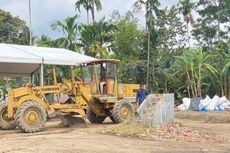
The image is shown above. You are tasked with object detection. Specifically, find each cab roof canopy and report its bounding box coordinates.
[77,59,120,65]
[0,43,95,76]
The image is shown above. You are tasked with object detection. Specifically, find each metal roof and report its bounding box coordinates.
[0,43,95,75]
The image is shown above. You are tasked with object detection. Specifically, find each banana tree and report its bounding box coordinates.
[195,50,217,96]
[221,53,230,99]
[173,50,196,97]
[173,49,217,97]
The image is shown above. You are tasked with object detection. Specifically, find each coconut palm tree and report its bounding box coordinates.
[37,35,53,47]
[178,0,195,48]
[90,0,102,22]
[75,0,91,24]
[75,0,102,24]
[51,16,79,51]
[134,0,160,89]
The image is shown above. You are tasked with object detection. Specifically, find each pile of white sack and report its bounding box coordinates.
[177,95,230,111]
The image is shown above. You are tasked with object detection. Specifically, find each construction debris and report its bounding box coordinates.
[103,123,225,143]
[152,123,224,143]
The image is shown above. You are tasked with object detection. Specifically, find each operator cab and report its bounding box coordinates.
[79,59,119,96]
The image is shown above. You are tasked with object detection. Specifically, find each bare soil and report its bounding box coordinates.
[176,111,230,123]
[0,112,230,153]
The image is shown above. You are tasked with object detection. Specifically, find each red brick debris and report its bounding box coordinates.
[150,123,225,143]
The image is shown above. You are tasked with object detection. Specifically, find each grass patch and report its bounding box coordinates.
[103,123,151,138]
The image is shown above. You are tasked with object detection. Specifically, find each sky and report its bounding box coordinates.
[0,0,179,39]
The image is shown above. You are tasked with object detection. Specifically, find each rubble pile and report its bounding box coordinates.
[103,123,225,143]
[151,124,224,143]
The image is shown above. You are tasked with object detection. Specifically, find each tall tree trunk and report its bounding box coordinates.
[197,65,202,97]
[147,30,150,90]
[191,68,197,97]
[228,75,230,100]
[220,76,224,97]
[224,75,227,97]
[186,70,194,97]
[86,9,89,24]
[91,5,95,22]
[187,86,191,98]
[165,79,168,93]
[217,0,220,44]
[187,21,190,48]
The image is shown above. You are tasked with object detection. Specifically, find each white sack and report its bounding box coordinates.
[221,100,230,108]
[182,97,191,110]
[217,96,228,105]
[199,95,211,110]
[177,104,187,111]
[206,95,220,111]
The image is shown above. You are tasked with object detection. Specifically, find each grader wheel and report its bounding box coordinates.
[109,116,116,123]
[112,101,134,123]
[0,104,17,130]
[86,108,106,124]
[15,101,47,133]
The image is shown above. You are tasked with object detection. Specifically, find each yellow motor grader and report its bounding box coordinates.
[0,59,139,133]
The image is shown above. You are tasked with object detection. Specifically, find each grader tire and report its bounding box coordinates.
[86,109,106,124]
[15,101,47,133]
[112,101,134,123]
[109,116,117,123]
[0,104,17,130]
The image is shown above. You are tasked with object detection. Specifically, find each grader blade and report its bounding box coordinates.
[60,115,87,128]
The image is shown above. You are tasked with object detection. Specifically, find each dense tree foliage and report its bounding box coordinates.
[111,12,145,83]
[1,0,229,101]
[36,0,230,100]
[0,9,30,99]
[0,9,30,45]
[78,18,116,57]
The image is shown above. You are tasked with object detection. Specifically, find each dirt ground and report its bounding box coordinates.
[0,112,230,153]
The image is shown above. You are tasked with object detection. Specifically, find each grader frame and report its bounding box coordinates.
[0,59,139,133]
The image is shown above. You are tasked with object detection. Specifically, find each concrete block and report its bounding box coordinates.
[135,94,174,128]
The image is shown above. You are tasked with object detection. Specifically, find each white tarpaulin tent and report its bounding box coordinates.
[0,43,95,85]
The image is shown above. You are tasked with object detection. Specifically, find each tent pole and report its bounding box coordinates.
[31,73,35,84]
[40,64,44,86]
